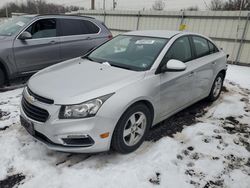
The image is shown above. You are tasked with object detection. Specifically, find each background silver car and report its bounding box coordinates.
[0,14,112,87]
[20,30,227,154]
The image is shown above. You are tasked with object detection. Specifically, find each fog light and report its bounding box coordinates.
[100,132,109,139]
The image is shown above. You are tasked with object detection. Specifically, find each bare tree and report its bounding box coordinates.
[152,0,165,11]
[185,6,199,11]
[210,0,224,10]
[224,0,249,10]
[0,0,82,17]
[209,0,250,10]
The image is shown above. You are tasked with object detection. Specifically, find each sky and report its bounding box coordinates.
[0,0,212,10]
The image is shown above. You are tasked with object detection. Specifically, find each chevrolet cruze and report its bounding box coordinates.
[20,30,227,154]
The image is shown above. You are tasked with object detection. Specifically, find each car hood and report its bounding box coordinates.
[28,58,145,104]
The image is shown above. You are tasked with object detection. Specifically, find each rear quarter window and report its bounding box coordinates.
[208,41,219,54]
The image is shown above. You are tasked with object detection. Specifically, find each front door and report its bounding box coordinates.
[14,18,61,74]
[159,36,196,117]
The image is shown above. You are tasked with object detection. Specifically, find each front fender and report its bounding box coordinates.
[97,74,160,130]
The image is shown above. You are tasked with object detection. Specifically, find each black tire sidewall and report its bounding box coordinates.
[0,69,5,87]
[111,104,152,154]
[208,73,224,101]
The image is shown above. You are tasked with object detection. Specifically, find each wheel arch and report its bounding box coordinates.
[117,99,155,127]
[218,69,226,80]
[131,100,155,122]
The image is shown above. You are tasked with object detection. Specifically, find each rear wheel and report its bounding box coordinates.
[111,103,152,154]
[0,68,5,88]
[207,73,224,101]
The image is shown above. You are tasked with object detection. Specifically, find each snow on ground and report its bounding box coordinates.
[226,64,250,89]
[0,64,250,188]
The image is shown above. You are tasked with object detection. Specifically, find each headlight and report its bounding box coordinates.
[59,93,114,119]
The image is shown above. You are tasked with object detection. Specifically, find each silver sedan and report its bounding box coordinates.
[20,30,227,154]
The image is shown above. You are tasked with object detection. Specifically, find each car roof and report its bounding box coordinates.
[125,30,182,39]
[23,14,95,20]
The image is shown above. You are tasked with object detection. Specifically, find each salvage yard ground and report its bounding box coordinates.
[0,65,250,188]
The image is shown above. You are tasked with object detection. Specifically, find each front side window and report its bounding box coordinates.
[0,16,32,36]
[163,36,192,63]
[88,35,168,71]
[26,19,57,39]
[59,19,100,36]
[192,36,210,58]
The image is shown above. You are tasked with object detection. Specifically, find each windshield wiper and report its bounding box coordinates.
[84,56,95,62]
[109,63,133,70]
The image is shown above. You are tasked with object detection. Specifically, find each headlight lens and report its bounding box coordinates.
[59,93,114,119]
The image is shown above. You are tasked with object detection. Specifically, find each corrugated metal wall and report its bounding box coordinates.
[69,10,250,65]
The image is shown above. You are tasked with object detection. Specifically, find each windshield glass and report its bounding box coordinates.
[88,35,168,71]
[0,16,32,36]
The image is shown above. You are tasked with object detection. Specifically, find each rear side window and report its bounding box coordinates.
[208,41,219,54]
[59,19,100,36]
[192,36,210,58]
[164,36,192,63]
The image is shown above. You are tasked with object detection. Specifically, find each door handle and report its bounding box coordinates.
[49,40,57,44]
[212,62,217,65]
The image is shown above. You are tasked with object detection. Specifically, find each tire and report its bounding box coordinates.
[111,103,152,154]
[0,68,5,88]
[207,73,224,102]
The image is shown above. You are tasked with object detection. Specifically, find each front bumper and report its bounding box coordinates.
[20,88,116,153]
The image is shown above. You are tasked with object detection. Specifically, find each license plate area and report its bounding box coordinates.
[20,116,35,135]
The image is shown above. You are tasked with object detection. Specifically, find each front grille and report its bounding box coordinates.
[27,87,54,104]
[21,97,49,122]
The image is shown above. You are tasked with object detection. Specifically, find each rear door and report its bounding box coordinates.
[189,36,218,99]
[14,18,61,74]
[58,18,102,61]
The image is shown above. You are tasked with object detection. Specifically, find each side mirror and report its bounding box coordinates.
[19,31,32,40]
[162,59,187,72]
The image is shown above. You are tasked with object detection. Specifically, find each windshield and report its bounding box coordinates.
[88,35,168,71]
[0,16,32,36]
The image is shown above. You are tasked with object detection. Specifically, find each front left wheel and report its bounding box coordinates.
[111,103,152,154]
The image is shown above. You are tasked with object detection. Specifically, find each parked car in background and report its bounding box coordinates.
[0,14,112,87]
[20,30,227,154]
